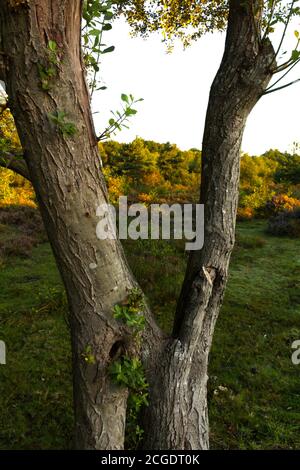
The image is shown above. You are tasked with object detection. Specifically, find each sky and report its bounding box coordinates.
[93,18,300,155]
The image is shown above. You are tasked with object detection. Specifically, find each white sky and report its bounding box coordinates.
[93,18,300,155]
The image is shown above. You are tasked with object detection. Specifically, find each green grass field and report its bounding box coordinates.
[0,216,299,449]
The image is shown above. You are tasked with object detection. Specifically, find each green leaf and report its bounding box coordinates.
[102,46,115,54]
[48,40,57,52]
[102,23,112,31]
[121,94,129,103]
[291,49,300,61]
[104,11,113,20]
[89,28,100,36]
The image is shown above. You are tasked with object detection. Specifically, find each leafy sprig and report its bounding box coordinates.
[98,94,144,142]
[82,0,115,96]
[48,111,77,137]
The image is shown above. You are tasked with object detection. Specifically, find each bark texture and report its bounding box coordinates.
[0,0,276,451]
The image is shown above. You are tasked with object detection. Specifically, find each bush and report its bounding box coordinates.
[237,207,254,221]
[265,194,300,216]
[239,184,275,218]
[137,193,153,205]
[267,208,300,238]
[0,169,35,207]
[0,206,47,258]
[141,170,164,187]
[0,235,38,258]
[0,205,45,239]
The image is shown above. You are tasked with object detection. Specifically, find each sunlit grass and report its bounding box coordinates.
[0,213,299,449]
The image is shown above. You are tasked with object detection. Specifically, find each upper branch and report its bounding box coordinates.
[0,151,30,180]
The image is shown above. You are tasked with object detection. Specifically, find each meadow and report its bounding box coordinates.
[0,205,299,449]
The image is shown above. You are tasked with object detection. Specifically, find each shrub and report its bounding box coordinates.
[237,207,254,221]
[0,169,35,207]
[265,194,300,216]
[0,235,37,258]
[0,206,47,258]
[102,167,130,205]
[137,193,153,205]
[0,205,45,239]
[239,184,275,218]
[267,208,300,238]
[141,170,164,187]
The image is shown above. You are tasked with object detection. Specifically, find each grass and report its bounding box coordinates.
[0,212,299,449]
[209,221,300,449]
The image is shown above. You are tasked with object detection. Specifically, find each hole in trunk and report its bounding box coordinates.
[109,340,124,360]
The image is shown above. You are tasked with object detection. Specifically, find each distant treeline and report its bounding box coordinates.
[98,138,300,220]
[1,110,300,221]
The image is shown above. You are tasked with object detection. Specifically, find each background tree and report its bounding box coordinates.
[106,137,155,181]
[0,0,300,450]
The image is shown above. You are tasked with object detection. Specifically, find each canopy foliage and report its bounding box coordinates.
[114,1,300,47]
[114,0,228,45]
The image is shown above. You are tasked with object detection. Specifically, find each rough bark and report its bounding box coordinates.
[142,0,275,449]
[0,0,162,450]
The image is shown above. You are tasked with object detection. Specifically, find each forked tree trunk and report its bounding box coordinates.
[0,0,275,450]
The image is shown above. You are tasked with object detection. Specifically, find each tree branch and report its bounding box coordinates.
[173,0,274,340]
[265,57,300,92]
[262,0,277,42]
[273,58,296,74]
[263,77,300,95]
[0,151,30,180]
[273,0,296,61]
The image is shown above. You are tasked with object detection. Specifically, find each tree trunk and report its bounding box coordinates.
[0,0,276,451]
[142,0,275,449]
[0,0,162,450]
